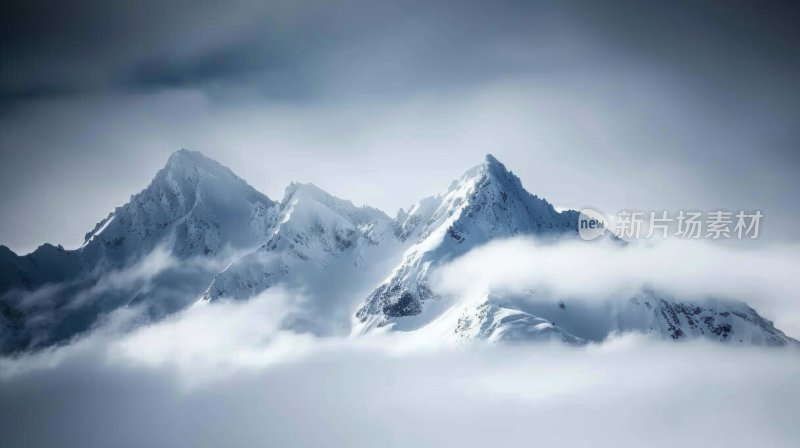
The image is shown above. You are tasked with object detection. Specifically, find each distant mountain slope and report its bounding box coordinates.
[0,244,81,294]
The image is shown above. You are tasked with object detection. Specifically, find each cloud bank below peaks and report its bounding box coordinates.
[432,237,800,337]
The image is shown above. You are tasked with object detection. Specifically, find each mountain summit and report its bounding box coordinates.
[81,149,277,263]
[0,149,278,352]
[351,157,794,346]
[356,154,578,326]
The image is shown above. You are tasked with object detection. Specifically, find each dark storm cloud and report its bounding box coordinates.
[3,0,800,102]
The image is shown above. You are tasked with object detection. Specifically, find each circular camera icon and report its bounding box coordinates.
[578,208,608,241]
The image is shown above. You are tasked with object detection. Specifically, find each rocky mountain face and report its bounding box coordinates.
[1,150,795,353]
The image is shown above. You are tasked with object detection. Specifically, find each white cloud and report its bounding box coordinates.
[1,322,799,447]
[111,288,317,384]
[1,238,800,447]
[4,244,260,352]
[433,237,800,338]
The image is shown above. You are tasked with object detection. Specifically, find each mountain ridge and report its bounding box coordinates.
[1,149,796,352]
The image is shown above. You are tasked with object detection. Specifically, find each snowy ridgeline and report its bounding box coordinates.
[0,150,795,353]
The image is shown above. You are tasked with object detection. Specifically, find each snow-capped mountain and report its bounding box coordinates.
[0,149,795,353]
[355,154,578,328]
[79,148,278,265]
[203,182,405,334]
[0,149,277,352]
[352,155,796,347]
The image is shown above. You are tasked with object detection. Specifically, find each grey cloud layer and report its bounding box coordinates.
[4,0,799,102]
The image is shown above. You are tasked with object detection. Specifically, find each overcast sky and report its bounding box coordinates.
[1,0,799,254]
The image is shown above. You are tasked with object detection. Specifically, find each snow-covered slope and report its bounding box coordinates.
[355,154,578,329]
[203,182,404,334]
[482,290,796,345]
[421,290,797,346]
[0,149,278,352]
[406,292,587,345]
[352,156,796,347]
[79,148,278,268]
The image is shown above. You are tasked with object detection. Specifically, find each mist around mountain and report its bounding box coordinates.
[0,150,796,354]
